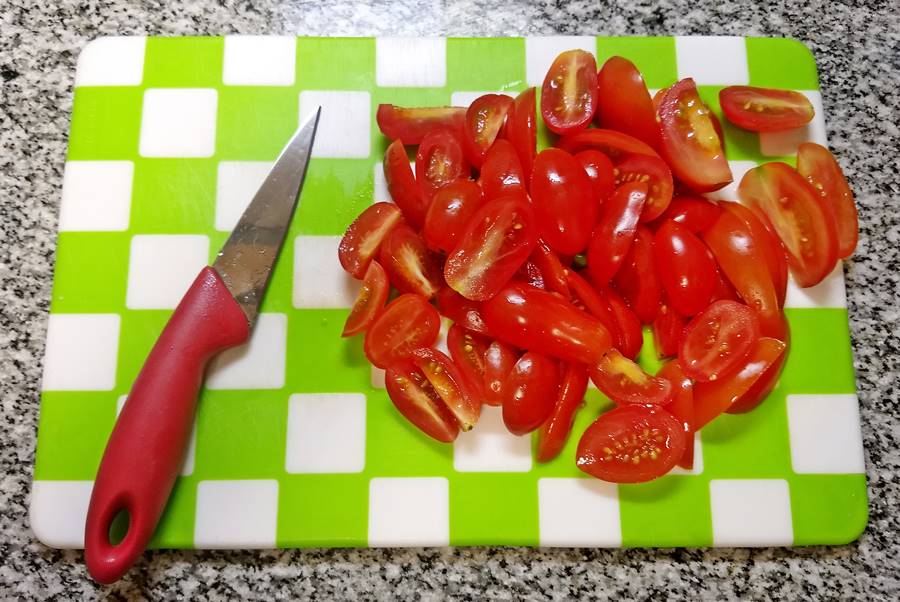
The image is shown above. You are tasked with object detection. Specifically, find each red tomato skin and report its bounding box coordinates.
[531,148,598,255]
[506,88,537,181]
[657,196,721,233]
[575,150,616,204]
[342,260,390,337]
[557,128,660,163]
[338,202,405,278]
[612,225,662,324]
[536,363,590,462]
[377,104,466,144]
[565,269,623,349]
[447,324,490,404]
[479,139,527,201]
[517,260,546,290]
[719,86,815,132]
[410,347,481,430]
[711,265,741,302]
[502,352,560,435]
[365,294,441,369]
[604,287,644,360]
[463,94,514,168]
[416,127,470,202]
[385,357,461,443]
[726,333,788,414]
[595,56,661,149]
[423,179,483,253]
[482,282,614,365]
[379,224,443,299]
[679,300,761,383]
[530,242,571,297]
[614,154,674,222]
[587,182,648,285]
[540,50,599,135]
[652,220,717,316]
[484,340,519,406]
[720,201,788,308]
[590,348,674,406]
[384,140,428,228]
[652,302,687,359]
[656,360,695,470]
[797,142,859,258]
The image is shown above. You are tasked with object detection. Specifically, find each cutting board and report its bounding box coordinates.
[32,35,866,550]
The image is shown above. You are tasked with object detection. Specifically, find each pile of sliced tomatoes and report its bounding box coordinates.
[338,50,859,484]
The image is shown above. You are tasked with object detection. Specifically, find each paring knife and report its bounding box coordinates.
[84,108,321,584]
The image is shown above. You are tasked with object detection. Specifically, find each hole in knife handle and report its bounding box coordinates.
[108,508,131,547]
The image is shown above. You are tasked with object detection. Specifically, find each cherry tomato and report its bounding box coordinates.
[797,142,859,258]
[342,260,389,337]
[719,86,814,132]
[530,242,571,297]
[656,360,695,470]
[531,148,598,255]
[587,182,647,285]
[575,150,616,204]
[416,127,470,202]
[463,94,514,167]
[653,220,717,316]
[613,154,673,222]
[605,287,644,360]
[376,104,466,144]
[435,287,491,337]
[679,300,760,382]
[423,179,483,253]
[557,128,660,162]
[385,357,460,442]
[410,347,480,430]
[338,202,404,278]
[657,196,721,233]
[720,201,788,308]
[503,352,560,435]
[484,340,518,406]
[517,260,546,290]
[657,78,732,192]
[444,195,538,301]
[738,162,838,287]
[536,364,590,462]
[576,404,686,483]
[364,294,440,369]
[566,269,623,350]
[479,139,527,201]
[540,50,599,135]
[379,224,442,299]
[505,88,537,180]
[711,265,740,302]
[727,332,788,414]
[595,56,660,149]
[447,325,490,403]
[590,348,674,406]
[482,282,613,365]
[652,302,687,359]
[383,140,428,228]
[612,225,661,324]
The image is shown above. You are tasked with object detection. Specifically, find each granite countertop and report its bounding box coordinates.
[2,0,899,598]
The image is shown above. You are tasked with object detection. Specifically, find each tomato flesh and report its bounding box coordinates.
[656,360,695,470]
[435,287,491,337]
[484,340,518,406]
[590,348,674,406]
[385,358,460,442]
[652,302,687,359]
[657,196,721,233]
[463,94,514,168]
[541,50,599,135]
[653,220,717,316]
[342,260,389,337]
[338,201,404,278]
[557,128,659,162]
[796,142,858,258]
[479,138,527,201]
[365,294,440,369]
[376,104,466,144]
[587,182,647,284]
[384,140,428,228]
[614,154,673,222]
[536,364,590,462]
[612,225,661,324]
[423,179,483,253]
[410,347,480,430]
[719,86,814,132]
[595,56,660,149]
[679,300,760,382]
[575,150,616,204]
[506,88,537,180]
[531,148,598,255]
[447,324,490,404]
[502,352,560,435]
[416,127,470,202]
[379,224,442,299]
[720,201,788,308]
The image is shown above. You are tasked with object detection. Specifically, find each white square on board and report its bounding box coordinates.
[42,314,120,391]
[675,36,749,85]
[75,36,146,87]
[298,91,370,158]
[710,479,793,546]
[194,480,279,548]
[371,366,385,389]
[126,235,209,310]
[117,395,196,475]
[215,161,274,231]
[30,480,94,548]
[449,91,514,107]
[286,393,367,473]
[139,88,218,158]
[206,313,287,389]
[525,36,596,86]
[59,161,134,231]
[703,160,757,202]
[223,35,296,86]
[538,478,621,546]
[454,406,532,472]
[784,262,847,308]
[376,38,447,87]
[669,432,704,476]
[373,162,389,204]
[368,477,449,546]
[787,394,865,474]
[759,91,828,156]
[293,236,358,308]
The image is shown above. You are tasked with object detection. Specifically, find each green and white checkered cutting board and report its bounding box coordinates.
[33,35,867,550]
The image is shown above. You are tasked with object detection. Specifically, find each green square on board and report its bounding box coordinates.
[447,38,527,93]
[33,392,116,480]
[294,159,373,235]
[619,475,713,547]
[781,308,857,394]
[217,87,299,160]
[130,159,217,233]
[285,309,373,393]
[596,36,678,90]
[149,477,198,548]
[51,233,130,313]
[297,37,375,90]
[67,87,142,160]
[143,37,224,88]
[277,475,368,547]
[450,474,539,545]
[788,474,868,545]
[746,38,820,90]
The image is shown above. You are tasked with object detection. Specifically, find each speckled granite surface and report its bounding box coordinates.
[2,0,898,599]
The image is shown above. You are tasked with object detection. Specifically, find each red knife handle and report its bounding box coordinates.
[85,266,249,584]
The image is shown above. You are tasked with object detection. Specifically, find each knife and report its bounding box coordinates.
[84,108,321,584]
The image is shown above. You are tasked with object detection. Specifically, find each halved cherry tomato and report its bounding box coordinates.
[605,287,644,360]
[338,202,404,278]
[416,127,470,202]
[656,360,695,470]
[575,150,616,204]
[502,352,560,435]
[410,347,480,430]
[530,242,571,297]
[540,50,599,135]
[482,282,613,365]
[679,300,760,382]
[484,340,518,406]
[536,364,590,462]
[566,269,623,350]
[383,140,428,228]
[364,294,440,368]
[711,265,740,302]
[613,154,673,222]
[727,331,788,414]
[587,182,647,284]
[719,86,814,132]
[385,357,460,442]
[693,337,786,428]
[557,128,660,162]
[342,260,389,337]
[479,139,527,201]
[531,148,597,255]
[379,224,442,299]
[505,88,537,180]
[435,287,491,336]
[444,195,538,301]
[447,325,490,403]
[657,196,721,233]
[612,225,661,324]
[739,162,838,287]
[595,56,660,149]
[376,104,466,144]
[652,302,687,359]
[720,201,788,308]
[653,220,717,316]
[797,142,858,258]
[576,404,686,483]
[657,78,732,192]
[423,179,483,253]
[463,94,514,168]
[590,348,674,406]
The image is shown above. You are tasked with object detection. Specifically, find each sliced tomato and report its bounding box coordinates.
[657,196,721,233]
[557,128,660,162]
[587,182,647,285]
[423,179,483,253]
[605,287,644,360]
[479,138,527,201]
[536,364,590,462]
[719,86,814,132]
[484,340,518,406]
[463,94,514,167]
[435,286,491,336]
[652,220,717,316]
[679,300,760,382]
[517,260,546,290]
[720,201,788,308]
[652,302,687,359]
[482,282,613,365]
[410,347,480,430]
[540,50,599,135]
[385,357,460,442]
[738,162,838,287]
[566,269,623,350]
[506,87,537,180]
[376,104,466,144]
[444,195,538,301]
[590,348,674,406]
[727,331,788,414]
[657,78,732,192]
[797,142,858,258]
[595,56,660,148]
[379,224,442,299]
[575,150,616,204]
[416,127,470,202]
[711,265,740,302]
[384,140,428,228]
[531,148,597,255]
[576,404,686,483]
[613,154,673,222]
[502,352,560,435]
[364,294,440,369]
[342,260,389,337]
[612,225,661,324]
[338,202,404,278]
[530,242,571,297]
[447,325,490,403]
[656,360,695,470]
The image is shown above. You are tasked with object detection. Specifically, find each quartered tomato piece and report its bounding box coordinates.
[423,179,483,253]
[657,78,733,192]
[530,242,571,297]
[575,150,616,204]
[657,196,721,233]
[379,224,442,299]
[444,195,538,301]
[727,331,788,414]
[612,225,661,324]
[435,287,491,336]
[536,363,590,462]
[720,201,788,308]
[679,300,760,382]
[410,347,481,430]
[385,358,460,442]
[613,154,673,221]
[342,260,389,337]
[479,139,527,201]
[576,405,686,483]
[531,148,597,255]
[376,104,466,144]
[463,94,514,167]
[484,340,518,406]
[587,182,647,285]
[797,142,859,258]
[605,288,644,360]
[719,86,814,132]
[416,127,470,202]
[590,348,674,406]
[652,302,687,359]
[566,269,623,350]
[557,128,660,162]
[338,202,404,278]
[656,360,695,470]
[384,140,428,228]
[364,294,440,369]
[738,162,838,287]
[653,220,717,316]
[505,88,537,180]
[595,56,660,149]
[502,352,560,435]
[540,50,599,135]
[447,325,490,403]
